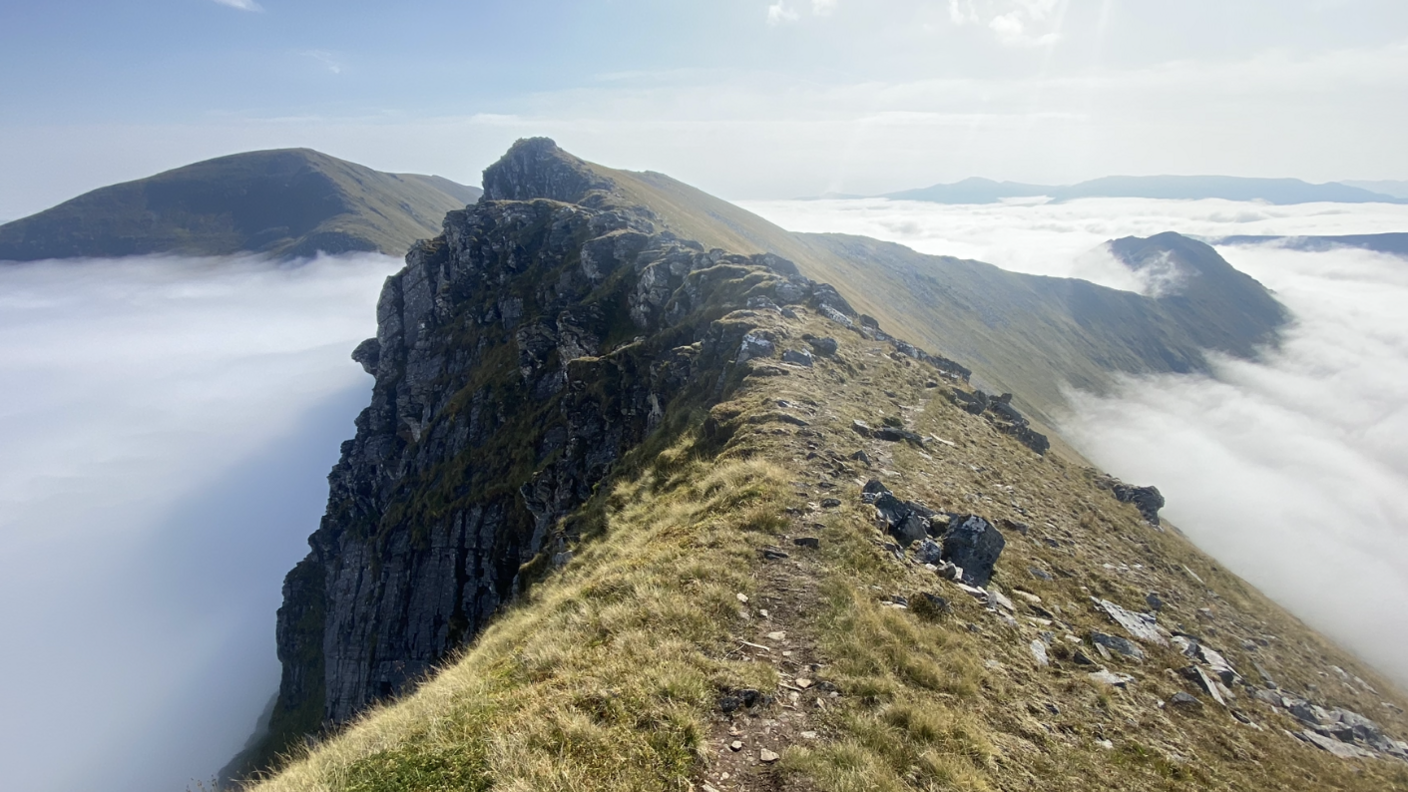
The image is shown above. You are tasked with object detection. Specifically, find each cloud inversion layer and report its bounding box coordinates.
[0,254,396,792]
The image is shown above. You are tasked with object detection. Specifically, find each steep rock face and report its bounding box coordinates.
[251,140,884,766]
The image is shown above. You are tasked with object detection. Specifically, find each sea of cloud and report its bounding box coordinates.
[0,254,398,792]
[744,196,1408,689]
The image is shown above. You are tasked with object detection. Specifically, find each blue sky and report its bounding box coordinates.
[2,0,1407,216]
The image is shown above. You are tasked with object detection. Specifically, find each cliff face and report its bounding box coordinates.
[248,138,902,766]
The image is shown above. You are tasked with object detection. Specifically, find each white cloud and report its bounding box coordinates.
[948,0,1065,47]
[949,0,979,25]
[303,49,344,75]
[0,254,394,792]
[812,0,839,15]
[1064,243,1408,689]
[211,0,263,11]
[737,195,1408,285]
[767,2,800,25]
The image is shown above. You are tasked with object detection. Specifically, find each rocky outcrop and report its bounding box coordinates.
[950,389,1050,455]
[861,479,1006,587]
[1096,474,1166,525]
[245,139,971,771]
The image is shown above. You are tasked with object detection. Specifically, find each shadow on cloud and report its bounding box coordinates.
[0,254,397,792]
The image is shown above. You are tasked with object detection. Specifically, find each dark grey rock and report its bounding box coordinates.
[940,515,1006,587]
[351,338,380,375]
[1169,691,1202,709]
[793,537,821,549]
[1092,631,1146,662]
[782,349,814,366]
[1097,475,1167,525]
[820,497,841,508]
[915,538,944,565]
[807,336,839,356]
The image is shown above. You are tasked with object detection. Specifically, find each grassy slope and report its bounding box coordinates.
[245,305,1408,792]
[0,149,482,261]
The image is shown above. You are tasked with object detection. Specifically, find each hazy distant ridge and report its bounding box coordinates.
[0,149,482,262]
[885,175,1407,205]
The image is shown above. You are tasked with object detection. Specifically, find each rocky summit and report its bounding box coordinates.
[230,140,1408,792]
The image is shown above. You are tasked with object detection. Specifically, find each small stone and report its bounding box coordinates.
[767,631,787,641]
[760,748,780,763]
[793,536,821,549]
[801,730,818,739]
[1088,669,1135,688]
[703,785,722,792]
[1030,640,1049,667]
[729,741,743,752]
[850,449,871,465]
[1169,692,1202,709]
[737,593,749,604]
[796,678,814,689]
[1091,631,1146,662]
[820,498,841,508]
[1146,592,1166,611]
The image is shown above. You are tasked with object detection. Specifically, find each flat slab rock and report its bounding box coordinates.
[1297,729,1378,760]
[1092,598,1167,646]
[1089,669,1136,688]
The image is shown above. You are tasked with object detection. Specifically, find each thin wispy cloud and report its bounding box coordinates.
[767,2,801,25]
[303,50,344,74]
[812,0,839,15]
[211,0,263,12]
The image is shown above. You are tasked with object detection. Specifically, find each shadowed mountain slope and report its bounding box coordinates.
[0,149,481,261]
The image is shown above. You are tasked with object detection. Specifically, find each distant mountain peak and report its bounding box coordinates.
[0,148,482,262]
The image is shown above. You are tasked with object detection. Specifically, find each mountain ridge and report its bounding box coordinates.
[228,139,1408,792]
[0,148,482,262]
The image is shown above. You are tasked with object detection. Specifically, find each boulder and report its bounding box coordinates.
[807,336,839,356]
[940,515,1006,587]
[782,348,814,367]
